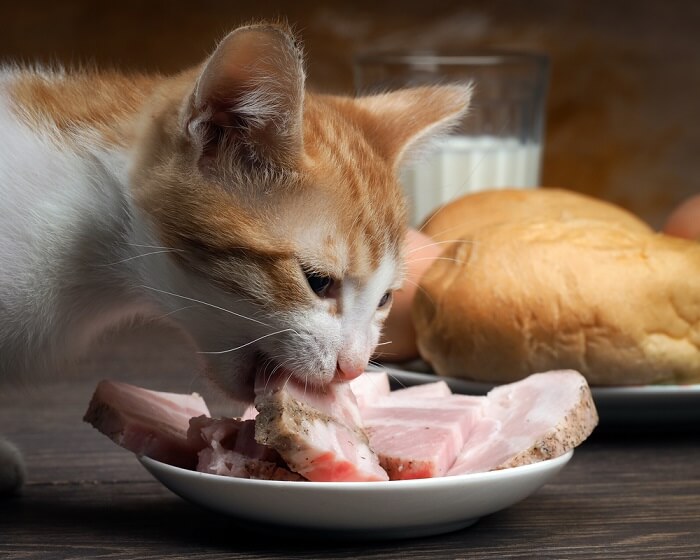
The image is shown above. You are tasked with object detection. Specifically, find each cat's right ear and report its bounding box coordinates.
[182,24,305,171]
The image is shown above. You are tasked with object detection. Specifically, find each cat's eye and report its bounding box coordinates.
[378,291,392,308]
[305,271,334,297]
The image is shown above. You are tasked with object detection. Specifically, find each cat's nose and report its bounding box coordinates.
[335,358,365,381]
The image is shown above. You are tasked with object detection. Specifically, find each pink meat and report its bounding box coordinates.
[362,413,467,479]
[447,370,598,475]
[359,393,483,480]
[254,371,389,482]
[189,416,304,481]
[390,380,452,399]
[348,371,391,408]
[83,380,210,469]
[350,370,596,479]
[85,370,596,482]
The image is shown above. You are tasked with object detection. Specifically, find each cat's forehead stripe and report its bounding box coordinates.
[303,97,405,276]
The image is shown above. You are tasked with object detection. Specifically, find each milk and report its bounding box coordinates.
[400,135,543,227]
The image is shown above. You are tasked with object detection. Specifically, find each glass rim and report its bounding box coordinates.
[354,49,549,68]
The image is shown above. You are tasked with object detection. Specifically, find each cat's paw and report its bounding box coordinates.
[0,438,26,497]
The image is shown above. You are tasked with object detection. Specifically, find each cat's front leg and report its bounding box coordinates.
[0,437,25,497]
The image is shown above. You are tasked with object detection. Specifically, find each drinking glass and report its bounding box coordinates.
[354,50,550,227]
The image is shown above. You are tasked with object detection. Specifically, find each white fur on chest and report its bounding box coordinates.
[0,89,154,376]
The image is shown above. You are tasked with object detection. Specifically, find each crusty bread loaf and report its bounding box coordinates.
[421,187,652,241]
[413,191,700,386]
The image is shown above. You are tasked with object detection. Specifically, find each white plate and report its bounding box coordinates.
[380,364,700,424]
[139,450,572,540]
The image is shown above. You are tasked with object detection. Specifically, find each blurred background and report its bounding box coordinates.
[2,0,699,228]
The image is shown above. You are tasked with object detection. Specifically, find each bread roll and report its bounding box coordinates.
[413,204,700,386]
[420,187,652,241]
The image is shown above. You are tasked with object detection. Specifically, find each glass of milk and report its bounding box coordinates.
[354,51,550,227]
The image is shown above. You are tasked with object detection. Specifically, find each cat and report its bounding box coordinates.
[0,22,470,495]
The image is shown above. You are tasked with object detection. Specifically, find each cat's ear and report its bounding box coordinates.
[355,85,472,170]
[184,24,305,170]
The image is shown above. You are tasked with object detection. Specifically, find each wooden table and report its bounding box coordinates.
[1,329,699,559]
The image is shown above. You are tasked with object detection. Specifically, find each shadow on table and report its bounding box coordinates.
[1,487,483,554]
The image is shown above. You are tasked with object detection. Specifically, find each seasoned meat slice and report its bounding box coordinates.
[254,372,389,482]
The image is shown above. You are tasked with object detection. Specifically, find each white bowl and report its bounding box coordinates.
[139,450,573,540]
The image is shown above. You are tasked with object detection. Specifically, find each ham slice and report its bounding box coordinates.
[362,411,470,479]
[84,369,597,483]
[360,391,483,479]
[254,372,389,482]
[83,380,210,469]
[390,380,453,399]
[349,370,596,480]
[349,371,391,408]
[447,370,598,475]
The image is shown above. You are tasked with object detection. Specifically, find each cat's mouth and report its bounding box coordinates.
[206,349,336,404]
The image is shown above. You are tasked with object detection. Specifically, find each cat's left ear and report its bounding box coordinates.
[355,85,472,170]
[183,24,305,170]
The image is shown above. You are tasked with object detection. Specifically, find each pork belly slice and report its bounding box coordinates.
[83,380,211,469]
[447,370,598,476]
[189,416,304,481]
[348,371,452,408]
[360,398,482,479]
[348,371,391,408]
[363,415,467,480]
[254,372,389,482]
[389,380,453,399]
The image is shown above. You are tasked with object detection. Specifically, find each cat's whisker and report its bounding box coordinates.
[151,305,198,321]
[262,363,274,392]
[270,360,285,377]
[374,340,393,346]
[101,249,180,266]
[416,222,475,242]
[406,239,475,254]
[385,370,407,389]
[138,285,271,327]
[281,368,295,393]
[400,277,437,307]
[356,366,385,397]
[262,353,288,391]
[197,328,297,355]
[121,242,182,251]
[405,256,464,265]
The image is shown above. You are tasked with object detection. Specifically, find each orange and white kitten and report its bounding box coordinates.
[0,23,470,493]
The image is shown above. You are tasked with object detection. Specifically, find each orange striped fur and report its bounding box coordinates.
[3,22,470,395]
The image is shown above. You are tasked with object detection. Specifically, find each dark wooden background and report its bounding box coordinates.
[1,0,699,227]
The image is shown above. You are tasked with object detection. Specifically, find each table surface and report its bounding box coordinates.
[1,329,699,560]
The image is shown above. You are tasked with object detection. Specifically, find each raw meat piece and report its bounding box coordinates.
[352,371,595,479]
[349,371,391,408]
[348,372,452,405]
[447,370,598,475]
[359,394,482,479]
[389,380,452,399]
[365,423,460,479]
[360,393,483,447]
[254,372,389,482]
[84,369,596,483]
[83,380,210,469]
[189,416,304,481]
